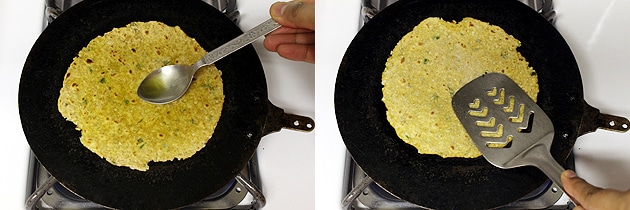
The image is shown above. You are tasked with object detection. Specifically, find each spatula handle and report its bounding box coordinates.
[534,147,565,191]
[520,142,566,192]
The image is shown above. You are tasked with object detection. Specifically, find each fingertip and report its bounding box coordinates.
[270,2,287,18]
[262,38,274,52]
[562,170,577,179]
[262,36,279,52]
[561,170,581,195]
[269,1,315,30]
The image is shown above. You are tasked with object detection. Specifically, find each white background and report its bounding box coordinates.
[0,1,43,209]
[1,0,629,209]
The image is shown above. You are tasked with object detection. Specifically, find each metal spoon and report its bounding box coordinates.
[137,18,281,104]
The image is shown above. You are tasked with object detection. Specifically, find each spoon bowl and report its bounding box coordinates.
[137,64,195,104]
[137,18,281,104]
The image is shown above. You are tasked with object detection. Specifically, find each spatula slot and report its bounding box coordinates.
[493,88,506,105]
[475,117,496,127]
[468,107,488,117]
[518,112,535,133]
[487,87,497,97]
[485,135,513,148]
[508,104,526,123]
[481,124,503,138]
[502,96,515,113]
[469,98,481,109]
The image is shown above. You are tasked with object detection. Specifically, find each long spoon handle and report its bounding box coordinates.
[194,18,281,69]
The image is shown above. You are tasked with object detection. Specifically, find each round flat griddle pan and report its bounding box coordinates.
[18,0,313,209]
[335,0,628,209]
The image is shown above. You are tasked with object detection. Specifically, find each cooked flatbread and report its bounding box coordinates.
[58,21,224,171]
[382,17,538,158]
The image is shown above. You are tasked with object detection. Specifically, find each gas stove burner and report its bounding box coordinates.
[26,0,267,209]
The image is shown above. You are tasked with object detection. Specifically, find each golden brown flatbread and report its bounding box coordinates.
[382,17,538,158]
[58,21,224,171]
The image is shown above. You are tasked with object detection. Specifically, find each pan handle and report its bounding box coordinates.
[578,103,630,135]
[262,101,314,136]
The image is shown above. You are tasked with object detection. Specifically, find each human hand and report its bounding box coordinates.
[561,170,630,210]
[264,0,315,63]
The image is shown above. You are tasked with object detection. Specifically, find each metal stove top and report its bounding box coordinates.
[27,152,262,209]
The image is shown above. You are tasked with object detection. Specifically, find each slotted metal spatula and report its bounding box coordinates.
[452,73,566,192]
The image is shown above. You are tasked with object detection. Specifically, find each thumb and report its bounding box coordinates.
[270,1,315,31]
[562,170,590,206]
[561,170,625,210]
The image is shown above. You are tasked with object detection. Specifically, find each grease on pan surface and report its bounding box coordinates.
[382,17,538,158]
[58,21,224,171]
